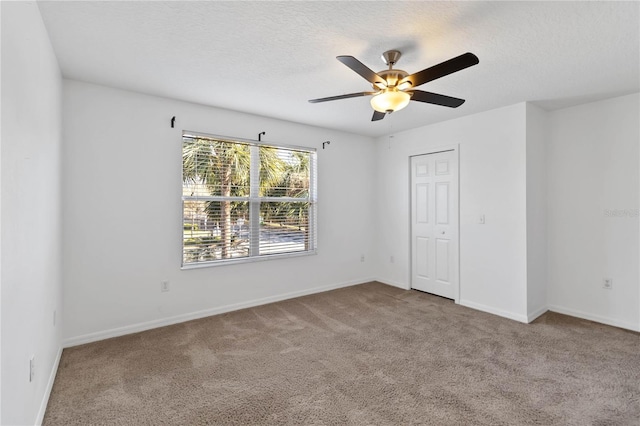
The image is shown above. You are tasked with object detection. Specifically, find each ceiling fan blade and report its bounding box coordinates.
[337,56,387,88]
[409,90,466,108]
[308,91,377,103]
[399,52,479,88]
[372,111,386,121]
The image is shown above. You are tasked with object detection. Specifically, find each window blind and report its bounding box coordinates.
[182,132,317,267]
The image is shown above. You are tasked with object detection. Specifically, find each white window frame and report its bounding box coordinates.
[181,131,317,268]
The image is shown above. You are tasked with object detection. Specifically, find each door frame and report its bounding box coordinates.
[408,144,461,304]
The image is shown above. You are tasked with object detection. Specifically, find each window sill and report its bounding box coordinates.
[181,249,318,270]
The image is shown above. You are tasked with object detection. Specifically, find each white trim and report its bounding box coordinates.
[527,306,548,323]
[548,305,640,332]
[453,147,460,304]
[59,280,640,352]
[181,249,317,270]
[459,299,529,323]
[63,278,373,348]
[376,278,410,290]
[36,346,63,425]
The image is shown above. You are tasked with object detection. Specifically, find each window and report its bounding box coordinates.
[182,132,317,267]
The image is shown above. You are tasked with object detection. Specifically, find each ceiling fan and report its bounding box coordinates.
[309,50,479,121]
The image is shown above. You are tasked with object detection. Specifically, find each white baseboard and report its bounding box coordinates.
[64,278,372,348]
[527,306,548,323]
[62,277,640,349]
[459,299,529,323]
[547,305,640,332]
[375,278,410,290]
[36,345,63,425]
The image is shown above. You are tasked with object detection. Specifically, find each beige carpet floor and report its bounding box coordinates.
[44,282,640,425]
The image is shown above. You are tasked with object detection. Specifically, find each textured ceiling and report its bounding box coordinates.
[37,1,639,137]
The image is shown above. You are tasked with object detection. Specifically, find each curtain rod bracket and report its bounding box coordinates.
[171,116,176,128]
[258,131,266,141]
[322,141,331,149]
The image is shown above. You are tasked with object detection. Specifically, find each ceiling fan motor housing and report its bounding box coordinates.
[375,69,410,89]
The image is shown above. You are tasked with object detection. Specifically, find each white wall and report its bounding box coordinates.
[374,103,529,322]
[525,104,548,320]
[62,80,377,344]
[547,93,639,331]
[1,2,63,425]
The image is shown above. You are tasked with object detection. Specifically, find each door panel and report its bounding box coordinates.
[416,237,429,278]
[435,238,450,282]
[411,150,458,300]
[436,182,449,224]
[435,159,450,175]
[416,163,429,177]
[416,184,429,223]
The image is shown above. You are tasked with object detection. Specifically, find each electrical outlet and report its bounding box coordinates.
[360,255,365,262]
[603,279,612,289]
[161,281,170,292]
[29,356,35,382]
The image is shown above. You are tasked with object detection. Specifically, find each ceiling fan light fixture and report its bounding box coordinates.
[370,88,411,113]
[397,80,413,91]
